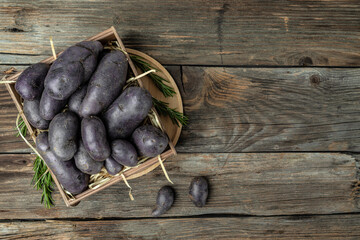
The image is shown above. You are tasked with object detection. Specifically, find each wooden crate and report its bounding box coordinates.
[4,26,177,207]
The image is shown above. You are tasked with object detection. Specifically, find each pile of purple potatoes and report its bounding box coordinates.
[16,41,169,195]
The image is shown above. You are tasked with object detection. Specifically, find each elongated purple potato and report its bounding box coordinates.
[103,87,153,139]
[44,41,103,100]
[52,43,100,81]
[76,41,103,57]
[189,176,208,207]
[152,186,175,217]
[81,116,110,161]
[104,156,123,176]
[131,125,168,158]
[80,51,128,117]
[49,111,79,161]
[68,84,88,115]
[15,62,49,100]
[111,139,138,167]
[36,132,89,195]
[74,140,103,175]
[39,90,67,121]
[44,61,84,100]
[23,99,49,130]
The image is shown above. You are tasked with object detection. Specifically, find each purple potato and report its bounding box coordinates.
[44,61,84,100]
[76,41,103,57]
[36,132,89,195]
[152,186,175,217]
[36,131,50,152]
[189,177,208,207]
[15,62,49,100]
[74,140,103,175]
[80,51,128,117]
[53,44,100,81]
[131,125,168,158]
[103,87,153,139]
[104,156,123,175]
[68,84,88,116]
[111,139,138,167]
[23,99,50,130]
[81,116,110,161]
[49,111,79,161]
[39,90,67,121]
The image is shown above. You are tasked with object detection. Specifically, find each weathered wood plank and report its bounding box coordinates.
[0,0,359,66]
[178,67,360,152]
[0,153,359,219]
[2,214,360,239]
[2,67,360,153]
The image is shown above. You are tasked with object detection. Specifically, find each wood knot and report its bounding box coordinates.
[310,74,321,86]
[299,56,313,66]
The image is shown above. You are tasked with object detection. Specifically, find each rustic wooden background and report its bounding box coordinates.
[1,0,360,239]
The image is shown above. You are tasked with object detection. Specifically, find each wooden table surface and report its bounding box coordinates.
[1,0,360,239]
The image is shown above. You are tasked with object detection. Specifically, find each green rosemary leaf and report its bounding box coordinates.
[152,97,189,126]
[130,55,176,97]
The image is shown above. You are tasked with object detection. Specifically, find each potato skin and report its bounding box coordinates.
[39,90,67,121]
[80,51,128,117]
[81,116,110,161]
[15,62,49,100]
[74,140,103,175]
[131,125,168,158]
[68,84,88,116]
[104,156,123,176]
[36,132,89,195]
[111,139,138,167]
[49,111,79,161]
[152,186,175,217]
[103,87,153,139]
[189,176,208,207]
[76,41,103,57]
[23,99,50,130]
[44,61,84,100]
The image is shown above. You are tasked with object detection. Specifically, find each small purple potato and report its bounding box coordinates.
[131,125,168,158]
[36,132,89,195]
[81,116,110,161]
[151,186,175,217]
[23,99,49,130]
[189,177,208,207]
[111,139,138,167]
[68,84,88,116]
[39,90,67,121]
[49,111,79,161]
[74,140,103,175]
[44,61,84,100]
[104,156,123,175]
[15,62,49,100]
[76,41,103,57]
[80,51,128,117]
[103,87,153,139]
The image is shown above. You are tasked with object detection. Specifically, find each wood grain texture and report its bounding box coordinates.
[0,153,359,219]
[0,0,359,66]
[2,214,360,239]
[178,67,360,152]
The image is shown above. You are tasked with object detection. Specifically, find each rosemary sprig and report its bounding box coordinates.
[152,97,188,127]
[130,55,176,97]
[15,117,27,137]
[32,156,55,208]
[15,118,54,208]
